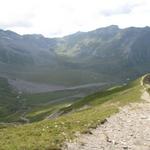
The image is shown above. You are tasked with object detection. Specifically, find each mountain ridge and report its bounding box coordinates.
[1,25,150,38]
[1,25,150,87]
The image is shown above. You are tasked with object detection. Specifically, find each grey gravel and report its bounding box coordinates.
[64,87,150,150]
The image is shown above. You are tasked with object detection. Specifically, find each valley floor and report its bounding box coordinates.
[65,87,150,150]
[0,75,148,150]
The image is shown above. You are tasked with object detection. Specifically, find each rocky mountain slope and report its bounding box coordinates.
[1,25,150,86]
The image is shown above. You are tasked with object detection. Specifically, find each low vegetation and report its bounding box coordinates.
[0,77,22,122]
[0,77,100,122]
[0,75,146,150]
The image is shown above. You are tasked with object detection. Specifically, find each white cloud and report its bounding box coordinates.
[0,0,149,37]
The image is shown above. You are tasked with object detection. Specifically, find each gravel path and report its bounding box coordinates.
[64,88,150,150]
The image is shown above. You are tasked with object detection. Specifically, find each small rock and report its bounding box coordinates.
[101,119,107,124]
[141,116,148,119]
[123,146,128,149]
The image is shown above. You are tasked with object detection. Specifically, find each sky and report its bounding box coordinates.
[0,0,150,37]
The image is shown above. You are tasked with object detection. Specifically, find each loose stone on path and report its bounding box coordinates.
[64,90,150,150]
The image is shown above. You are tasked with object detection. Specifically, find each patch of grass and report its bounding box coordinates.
[0,76,145,150]
[22,89,84,122]
[0,77,22,122]
[0,104,118,150]
[23,89,80,106]
[23,85,110,122]
[60,78,142,113]
[14,66,112,86]
[0,76,108,123]
[26,103,71,122]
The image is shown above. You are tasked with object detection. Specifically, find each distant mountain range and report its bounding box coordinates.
[0,25,150,86]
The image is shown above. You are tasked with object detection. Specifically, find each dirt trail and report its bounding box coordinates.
[64,82,150,150]
[141,91,150,102]
[20,115,30,123]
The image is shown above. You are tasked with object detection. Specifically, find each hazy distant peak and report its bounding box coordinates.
[105,25,119,29]
[96,25,119,30]
[23,34,45,39]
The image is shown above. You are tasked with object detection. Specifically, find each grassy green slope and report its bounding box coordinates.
[23,88,90,122]
[0,76,108,123]
[0,77,22,122]
[0,77,80,123]
[0,75,145,150]
[59,82,138,114]
[10,66,112,86]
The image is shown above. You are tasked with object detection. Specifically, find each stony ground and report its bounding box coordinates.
[64,89,150,150]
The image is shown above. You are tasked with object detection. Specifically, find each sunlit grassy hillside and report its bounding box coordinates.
[0,75,146,150]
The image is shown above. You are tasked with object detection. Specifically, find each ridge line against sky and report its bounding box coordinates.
[1,25,150,39]
[0,0,149,37]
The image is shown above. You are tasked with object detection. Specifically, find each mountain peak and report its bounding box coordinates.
[93,25,120,33]
[23,34,45,39]
[105,25,119,29]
